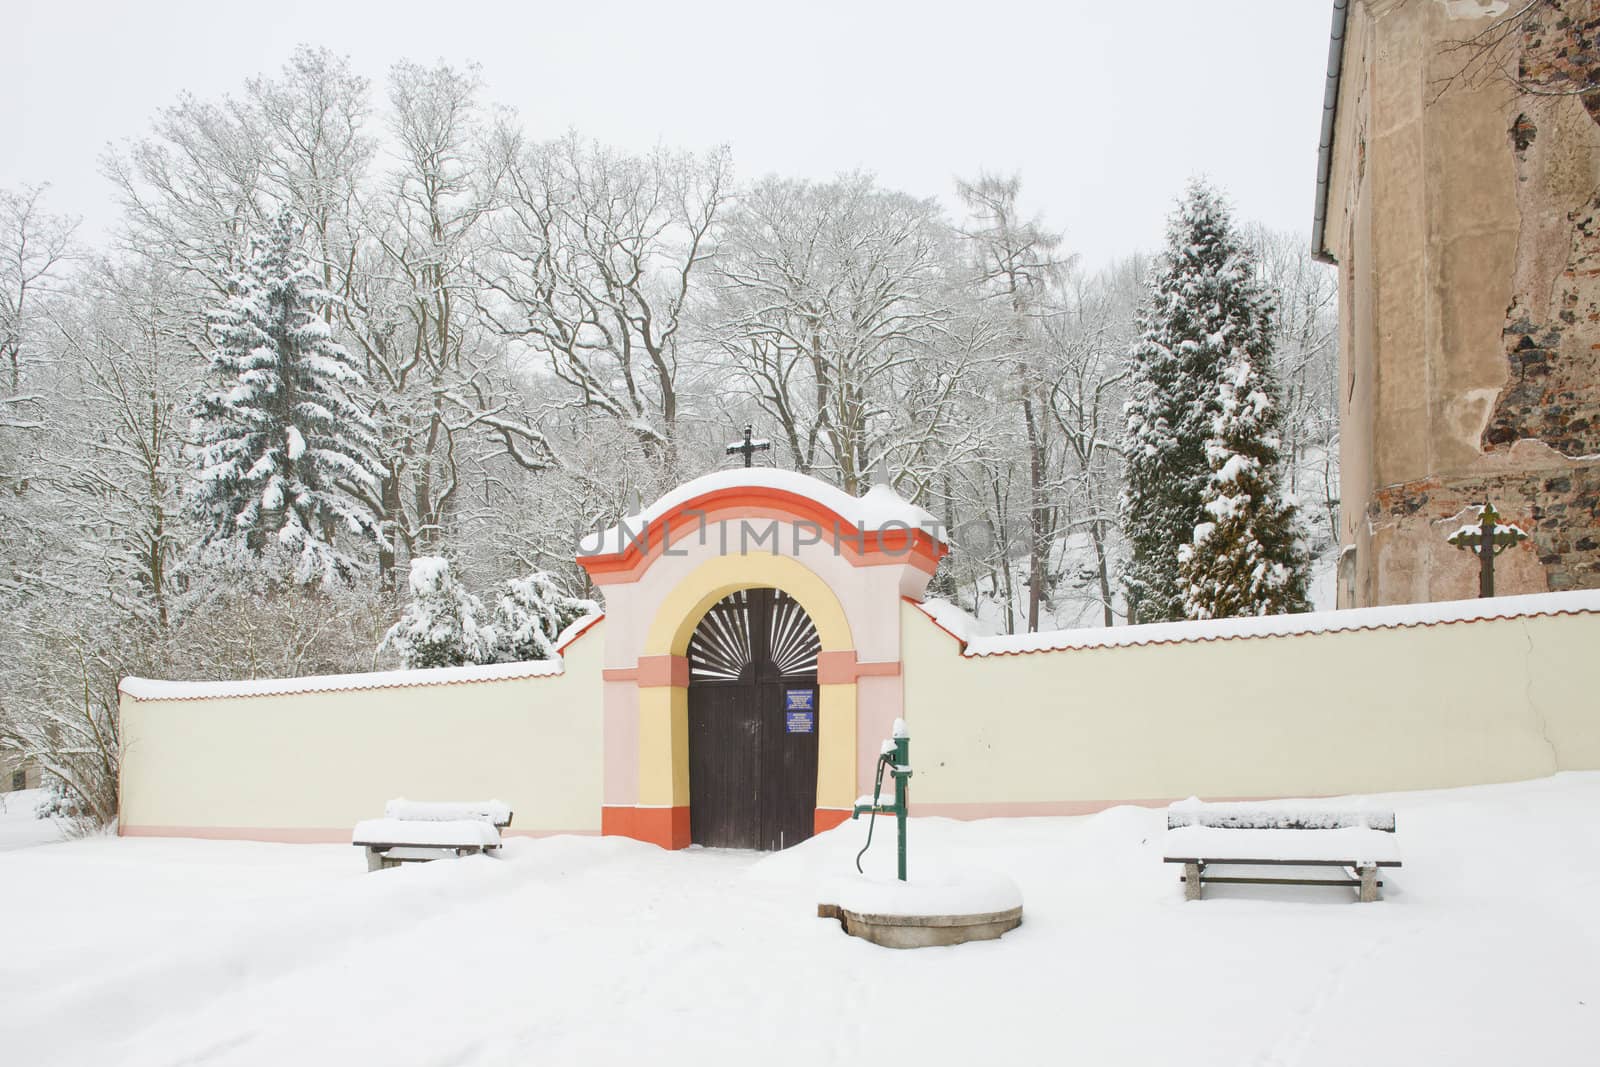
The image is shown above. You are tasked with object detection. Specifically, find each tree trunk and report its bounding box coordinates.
[379,464,402,589]
[1089,518,1114,627]
[1021,382,1046,632]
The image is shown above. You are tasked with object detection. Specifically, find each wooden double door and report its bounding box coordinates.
[687,588,821,851]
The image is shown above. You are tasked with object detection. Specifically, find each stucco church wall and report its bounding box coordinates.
[118,620,607,842]
[1328,0,1600,606]
[901,600,1600,814]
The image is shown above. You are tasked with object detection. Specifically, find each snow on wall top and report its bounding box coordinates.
[578,469,944,557]
[912,588,1600,657]
[119,613,604,702]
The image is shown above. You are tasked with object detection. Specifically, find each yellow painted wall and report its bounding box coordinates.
[902,602,1600,808]
[121,600,1600,837]
[119,621,606,837]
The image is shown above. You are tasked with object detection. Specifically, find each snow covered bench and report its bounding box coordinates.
[352,799,513,871]
[1162,800,1401,902]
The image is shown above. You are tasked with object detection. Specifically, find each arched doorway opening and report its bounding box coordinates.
[686,587,821,850]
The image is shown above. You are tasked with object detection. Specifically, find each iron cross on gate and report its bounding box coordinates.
[725,425,772,468]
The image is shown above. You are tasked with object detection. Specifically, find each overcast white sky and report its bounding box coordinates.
[4,0,1334,269]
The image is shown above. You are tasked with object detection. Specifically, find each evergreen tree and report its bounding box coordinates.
[1178,350,1310,618]
[1121,180,1280,622]
[382,557,495,668]
[487,572,597,663]
[189,210,382,586]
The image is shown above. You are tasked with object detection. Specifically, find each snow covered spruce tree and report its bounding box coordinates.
[1121,179,1305,622]
[1178,350,1310,618]
[382,557,495,668]
[487,572,597,663]
[189,210,383,585]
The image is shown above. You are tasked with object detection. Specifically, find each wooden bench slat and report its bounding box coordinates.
[356,841,501,852]
[1163,856,1401,868]
[1191,875,1383,888]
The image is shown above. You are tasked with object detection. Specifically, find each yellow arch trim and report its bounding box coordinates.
[645,553,854,657]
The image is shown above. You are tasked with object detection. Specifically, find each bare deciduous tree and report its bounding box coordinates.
[336,61,499,581]
[479,133,732,469]
[713,173,953,494]
[957,173,1072,631]
[1,185,76,413]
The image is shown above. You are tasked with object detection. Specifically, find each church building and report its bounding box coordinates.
[1317,0,1600,606]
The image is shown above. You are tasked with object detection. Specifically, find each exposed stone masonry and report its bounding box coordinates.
[1486,209,1600,457]
[1487,2,1600,460]
[1464,0,1600,596]
[1373,460,1600,593]
[1518,0,1600,127]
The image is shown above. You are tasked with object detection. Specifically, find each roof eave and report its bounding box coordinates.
[1312,0,1352,265]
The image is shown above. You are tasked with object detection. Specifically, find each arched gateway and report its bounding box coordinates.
[687,588,820,849]
[576,469,946,851]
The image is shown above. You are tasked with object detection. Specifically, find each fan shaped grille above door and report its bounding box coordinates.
[688,588,820,681]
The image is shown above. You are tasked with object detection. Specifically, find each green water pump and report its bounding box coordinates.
[852,719,911,881]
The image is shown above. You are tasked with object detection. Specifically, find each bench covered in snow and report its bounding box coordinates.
[352,799,514,871]
[1162,800,1401,902]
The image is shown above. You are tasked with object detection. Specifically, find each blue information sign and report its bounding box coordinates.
[785,690,815,733]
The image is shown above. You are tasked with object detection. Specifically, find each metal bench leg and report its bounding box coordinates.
[1184,862,1203,901]
[1358,865,1379,903]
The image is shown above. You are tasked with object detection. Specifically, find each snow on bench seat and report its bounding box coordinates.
[352,818,502,850]
[1166,799,1396,833]
[1163,800,1404,902]
[382,799,512,828]
[1163,825,1402,866]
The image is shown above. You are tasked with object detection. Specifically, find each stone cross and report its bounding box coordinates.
[1446,500,1529,598]
[725,424,772,468]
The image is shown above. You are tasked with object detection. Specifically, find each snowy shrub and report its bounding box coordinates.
[381,558,495,669]
[380,562,595,668]
[487,572,598,663]
[0,622,123,828]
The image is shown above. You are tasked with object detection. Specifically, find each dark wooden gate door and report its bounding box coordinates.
[687,588,821,850]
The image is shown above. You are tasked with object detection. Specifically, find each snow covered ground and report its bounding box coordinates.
[2,774,1597,1065]
[0,788,66,852]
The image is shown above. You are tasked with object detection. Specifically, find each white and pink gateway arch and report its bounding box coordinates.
[576,469,947,850]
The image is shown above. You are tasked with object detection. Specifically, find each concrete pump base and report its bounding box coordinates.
[818,903,1023,949]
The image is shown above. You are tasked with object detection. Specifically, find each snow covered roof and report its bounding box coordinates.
[578,469,944,557]
[120,613,603,702]
[913,589,1600,657]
